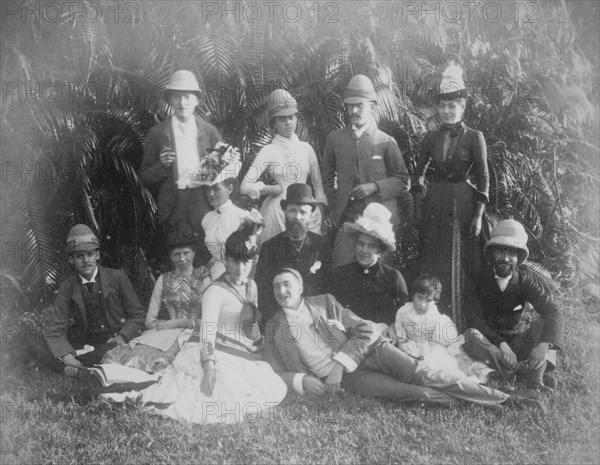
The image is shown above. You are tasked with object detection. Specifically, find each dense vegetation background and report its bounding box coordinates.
[1,0,598,313]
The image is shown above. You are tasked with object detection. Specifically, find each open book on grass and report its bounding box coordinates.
[66,363,159,391]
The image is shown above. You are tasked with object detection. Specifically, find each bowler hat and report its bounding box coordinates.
[280,183,317,212]
[343,75,377,104]
[66,224,100,255]
[484,219,529,264]
[267,89,298,122]
[164,70,202,99]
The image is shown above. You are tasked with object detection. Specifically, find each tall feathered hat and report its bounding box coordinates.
[438,61,467,101]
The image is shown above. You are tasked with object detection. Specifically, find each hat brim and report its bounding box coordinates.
[164,88,202,99]
[343,96,375,104]
[437,89,468,102]
[342,222,395,252]
[68,243,100,254]
[269,107,298,120]
[484,238,529,264]
[280,199,317,212]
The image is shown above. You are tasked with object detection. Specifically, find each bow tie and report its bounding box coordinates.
[441,123,462,138]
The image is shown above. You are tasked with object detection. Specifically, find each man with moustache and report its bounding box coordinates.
[140,70,223,260]
[322,74,410,268]
[264,268,547,409]
[462,220,564,393]
[255,183,332,328]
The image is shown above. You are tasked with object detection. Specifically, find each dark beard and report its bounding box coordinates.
[286,220,307,239]
[493,262,515,278]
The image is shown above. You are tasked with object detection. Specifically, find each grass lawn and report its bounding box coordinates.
[1,292,598,465]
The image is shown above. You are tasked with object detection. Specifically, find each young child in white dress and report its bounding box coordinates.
[394,274,492,382]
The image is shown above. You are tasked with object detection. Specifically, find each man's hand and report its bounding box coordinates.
[108,334,127,346]
[159,148,176,167]
[302,375,326,396]
[469,214,483,237]
[324,362,344,394]
[349,183,379,201]
[498,342,518,371]
[62,353,82,377]
[521,342,549,372]
[200,361,216,396]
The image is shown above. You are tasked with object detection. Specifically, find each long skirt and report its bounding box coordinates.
[139,335,287,424]
[417,183,485,330]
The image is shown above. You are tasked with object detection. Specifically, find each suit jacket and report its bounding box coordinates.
[139,115,222,224]
[263,294,382,390]
[255,231,332,326]
[466,265,564,348]
[322,119,409,225]
[45,266,146,358]
[329,259,408,325]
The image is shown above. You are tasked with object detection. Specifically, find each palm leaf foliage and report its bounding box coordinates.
[1,0,598,312]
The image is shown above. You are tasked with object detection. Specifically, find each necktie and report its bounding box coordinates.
[84,282,94,294]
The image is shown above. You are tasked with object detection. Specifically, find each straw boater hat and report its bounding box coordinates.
[280,183,318,212]
[343,75,377,104]
[342,203,396,252]
[66,224,100,255]
[164,70,202,99]
[266,89,298,122]
[438,62,468,102]
[484,219,529,265]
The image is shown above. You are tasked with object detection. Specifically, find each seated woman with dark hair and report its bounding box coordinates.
[139,223,287,424]
[102,233,209,373]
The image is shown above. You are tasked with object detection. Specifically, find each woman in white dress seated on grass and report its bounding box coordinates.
[240,89,327,243]
[140,223,287,423]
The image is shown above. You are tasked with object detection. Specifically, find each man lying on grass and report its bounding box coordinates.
[264,268,546,410]
[42,224,146,376]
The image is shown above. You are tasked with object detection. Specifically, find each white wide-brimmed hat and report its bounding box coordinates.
[342,203,396,252]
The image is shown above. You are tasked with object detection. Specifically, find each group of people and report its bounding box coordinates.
[37,65,564,423]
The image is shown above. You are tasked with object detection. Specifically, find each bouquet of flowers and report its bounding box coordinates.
[193,142,242,185]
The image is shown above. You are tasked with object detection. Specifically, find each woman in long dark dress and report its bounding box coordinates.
[413,62,489,329]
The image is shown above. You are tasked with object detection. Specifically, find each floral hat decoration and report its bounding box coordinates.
[179,142,242,189]
[342,203,396,252]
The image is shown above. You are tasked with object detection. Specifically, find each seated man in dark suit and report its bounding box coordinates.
[264,268,546,409]
[463,220,564,393]
[44,224,146,376]
[329,202,408,325]
[255,183,332,328]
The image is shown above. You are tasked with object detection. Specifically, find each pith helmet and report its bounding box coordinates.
[267,89,298,121]
[66,224,100,255]
[164,70,202,98]
[484,219,529,264]
[343,74,377,104]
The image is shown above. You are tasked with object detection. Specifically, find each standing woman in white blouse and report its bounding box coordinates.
[240,89,327,243]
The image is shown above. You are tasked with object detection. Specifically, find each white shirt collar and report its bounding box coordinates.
[215,199,234,214]
[283,300,312,323]
[495,275,511,291]
[80,266,99,284]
